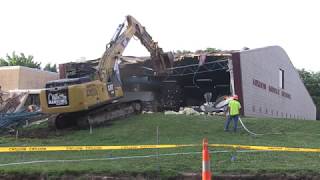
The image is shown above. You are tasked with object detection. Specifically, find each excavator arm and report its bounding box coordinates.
[97,15,173,83]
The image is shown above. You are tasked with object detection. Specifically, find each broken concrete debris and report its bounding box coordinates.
[0,89,43,114]
[181,107,201,115]
[0,89,49,130]
[164,107,200,115]
[164,107,225,116]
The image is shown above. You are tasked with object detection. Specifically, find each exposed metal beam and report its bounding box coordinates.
[142,59,229,77]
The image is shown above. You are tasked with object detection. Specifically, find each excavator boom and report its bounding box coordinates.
[97,15,173,83]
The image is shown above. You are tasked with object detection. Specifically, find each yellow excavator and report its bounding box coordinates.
[39,15,173,129]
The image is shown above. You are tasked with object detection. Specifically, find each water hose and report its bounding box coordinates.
[214,97,264,136]
[238,117,263,136]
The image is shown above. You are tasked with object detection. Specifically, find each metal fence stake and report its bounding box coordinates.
[156,126,160,179]
[15,129,19,141]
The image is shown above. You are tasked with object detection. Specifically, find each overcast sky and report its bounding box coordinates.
[0,0,319,71]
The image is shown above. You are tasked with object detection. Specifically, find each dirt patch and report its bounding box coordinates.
[8,127,73,139]
[22,128,64,138]
[0,173,320,180]
[214,174,320,180]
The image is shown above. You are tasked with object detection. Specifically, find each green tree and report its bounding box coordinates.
[43,63,57,72]
[175,50,193,55]
[0,51,41,69]
[204,47,221,53]
[298,69,320,119]
[0,58,8,66]
[195,47,221,54]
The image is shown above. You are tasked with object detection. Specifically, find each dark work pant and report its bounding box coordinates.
[224,115,239,132]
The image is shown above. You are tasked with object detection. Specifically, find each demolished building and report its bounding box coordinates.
[59,46,316,120]
[0,66,59,114]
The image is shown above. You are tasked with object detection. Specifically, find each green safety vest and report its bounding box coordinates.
[228,100,241,116]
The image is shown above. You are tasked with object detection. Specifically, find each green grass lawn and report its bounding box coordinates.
[0,113,320,178]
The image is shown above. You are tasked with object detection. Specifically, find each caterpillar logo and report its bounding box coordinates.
[107,83,115,97]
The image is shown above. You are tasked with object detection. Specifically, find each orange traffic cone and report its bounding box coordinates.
[202,138,212,180]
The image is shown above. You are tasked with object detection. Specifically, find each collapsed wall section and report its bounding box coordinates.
[166,55,231,108]
[120,54,232,111]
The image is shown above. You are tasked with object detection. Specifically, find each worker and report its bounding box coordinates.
[224,95,241,132]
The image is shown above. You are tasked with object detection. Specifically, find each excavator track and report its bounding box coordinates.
[49,101,142,129]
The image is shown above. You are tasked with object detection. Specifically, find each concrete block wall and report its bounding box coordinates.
[0,67,20,91]
[0,66,59,91]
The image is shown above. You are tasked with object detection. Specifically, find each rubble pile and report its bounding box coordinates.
[164,106,226,116]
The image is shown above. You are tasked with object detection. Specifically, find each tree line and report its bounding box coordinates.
[298,69,320,120]
[0,52,57,72]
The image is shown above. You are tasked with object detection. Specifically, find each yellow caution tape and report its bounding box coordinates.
[1,143,320,153]
[209,144,320,152]
[0,144,196,153]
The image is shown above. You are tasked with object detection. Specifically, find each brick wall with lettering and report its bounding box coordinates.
[239,46,316,120]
